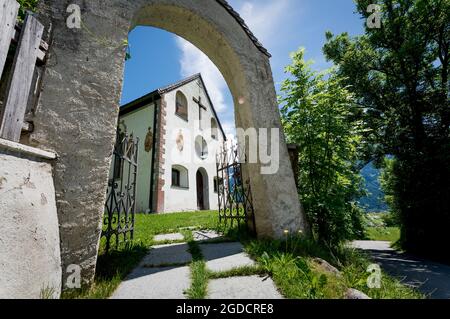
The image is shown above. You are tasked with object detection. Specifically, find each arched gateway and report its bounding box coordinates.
[31,0,309,286]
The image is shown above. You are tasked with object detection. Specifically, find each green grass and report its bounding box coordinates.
[365,227,401,243]
[336,246,421,298]
[363,212,401,244]
[244,237,346,299]
[208,266,266,279]
[243,235,423,299]
[62,211,219,299]
[62,211,422,300]
[185,240,208,299]
[184,227,263,299]
[61,243,149,299]
[130,211,219,249]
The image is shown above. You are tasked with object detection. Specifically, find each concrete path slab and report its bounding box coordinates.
[154,233,184,242]
[111,239,284,300]
[200,242,255,272]
[193,230,223,242]
[352,240,393,251]
[207,276,283,299]
[352,240,450,299]
[141,243,192,267]
[111,266,190,299]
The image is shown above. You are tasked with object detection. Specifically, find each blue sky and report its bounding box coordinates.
[121,0,365,137]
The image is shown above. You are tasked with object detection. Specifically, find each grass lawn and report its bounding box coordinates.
[243,236,422,299]
[363,212,401,244]
[134,210,219,244]
[365,227,401,243]
[62,211,220,299]
[62,210,422,299]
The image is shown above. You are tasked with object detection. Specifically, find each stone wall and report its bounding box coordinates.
[30,0,309,285]
[0,139,61,299]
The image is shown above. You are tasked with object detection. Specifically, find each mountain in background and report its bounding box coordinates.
[358,163,389,212]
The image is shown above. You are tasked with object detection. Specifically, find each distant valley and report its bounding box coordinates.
[359,163,389,212]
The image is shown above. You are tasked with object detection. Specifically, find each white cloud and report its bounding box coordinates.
[221,120,237,137]
[176,0,295,138]
[176,38,228,113]
[236,0,291,47]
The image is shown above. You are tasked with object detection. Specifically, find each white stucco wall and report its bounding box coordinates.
[111,80,226,214]
[0,140,61,299]
[162,80,225,212]
[114,103,156,213]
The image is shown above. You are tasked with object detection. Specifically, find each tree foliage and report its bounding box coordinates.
[379,157,401,226]
[279,49,365,244]
[17,0,39,21]
[323,0,450,260]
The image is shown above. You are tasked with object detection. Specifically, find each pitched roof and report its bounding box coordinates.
[216,0,271,58]
[157,73,203,94]
[192,74,228,141]
[120,74,228,140]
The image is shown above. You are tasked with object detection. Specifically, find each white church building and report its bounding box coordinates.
[112,74,227,213]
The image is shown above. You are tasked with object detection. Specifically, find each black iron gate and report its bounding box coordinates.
[216,142,256,235]
[102,130,139,253]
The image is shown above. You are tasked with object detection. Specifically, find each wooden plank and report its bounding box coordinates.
[14,24,48,51]
[13,24,48,62]
[0,0,20,75]
[25,65,41,115]
[0,14,44,142]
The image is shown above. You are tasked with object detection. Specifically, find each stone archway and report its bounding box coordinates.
[32,0,308,286]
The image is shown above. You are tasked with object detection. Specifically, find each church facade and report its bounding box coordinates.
[111,74,227,213]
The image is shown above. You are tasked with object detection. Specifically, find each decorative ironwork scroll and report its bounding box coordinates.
[102,129,139,253]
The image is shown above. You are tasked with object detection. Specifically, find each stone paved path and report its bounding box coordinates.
[352,241,450,299]
[207,276,282,299]
[154,233,184,242]
[200,242,256,272]
[111,266,191,299]
[193,230,222,242]
[112,231,283,299]
[141,243,192,267]
[111,242,192,299]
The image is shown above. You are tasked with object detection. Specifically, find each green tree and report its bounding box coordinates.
[379,157,401,226]
[323,0,450,260]
[279,48,365,245]
[379,158,397,213]
[17,0,39,21]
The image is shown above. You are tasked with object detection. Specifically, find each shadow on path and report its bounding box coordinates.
[352,241,450,299]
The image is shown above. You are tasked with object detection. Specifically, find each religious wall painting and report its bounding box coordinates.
[144,127,153,153]
[176,129,184,152]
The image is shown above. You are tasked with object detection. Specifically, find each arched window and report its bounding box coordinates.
[211,118,218,140]
[175,91,188,121]
[172,165,189,188]
[195,136,208,160]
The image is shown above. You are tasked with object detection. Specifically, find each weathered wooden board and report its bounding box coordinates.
[0,14,44,142]
[25,64,42,115]
[13,24,47,62]
[0,0,20,76]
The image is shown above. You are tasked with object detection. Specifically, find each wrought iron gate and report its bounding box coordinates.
[216,142,256,235]
[102,130,139,253]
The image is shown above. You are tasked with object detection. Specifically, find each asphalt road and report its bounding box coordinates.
[352,241,450,299]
